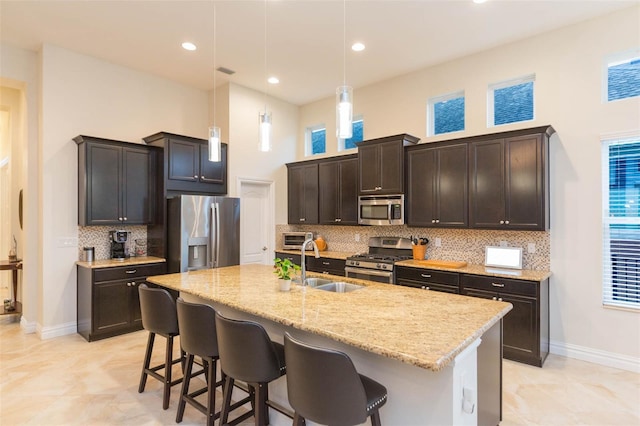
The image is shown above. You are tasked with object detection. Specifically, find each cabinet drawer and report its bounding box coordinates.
[307,257,346,275]
[461,274,537,297]
[395,267,459,286]
[275,252,301,266]
[93,263,166,282]
[396,279,460,294]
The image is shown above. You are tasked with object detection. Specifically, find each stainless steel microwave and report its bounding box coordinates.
[358,194,405,226]
[282,232,315,250]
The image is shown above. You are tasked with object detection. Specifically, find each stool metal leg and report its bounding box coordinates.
[138,332,156,393]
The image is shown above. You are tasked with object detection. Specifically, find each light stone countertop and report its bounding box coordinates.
[76,256,166,269]
[147,264,512,372]
[275,249,354,260]
[396,259,552,282]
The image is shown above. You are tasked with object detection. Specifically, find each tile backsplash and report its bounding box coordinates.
[277,224,550,270]
[78,226,147,260]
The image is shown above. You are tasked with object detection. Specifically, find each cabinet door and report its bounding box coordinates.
[199,143,226,184]
[358,144,380,193]
[319,161,340,224]
[122,146,153,224]
[168,139,198,183]
[437,144,468,227]
[338,158,359,224]
[501,293,538,362]
[504,134,544,229]
[469,139,506,228]
[86,143,122,225]
[379,141,404,194]
[288,164,319,224]
[406,148,437,226]
[94,280,131,334]
[130,281,142,327]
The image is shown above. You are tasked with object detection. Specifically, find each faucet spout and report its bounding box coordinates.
[301,237,320,286]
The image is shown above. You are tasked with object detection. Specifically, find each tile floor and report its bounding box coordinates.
[1,320,639,425]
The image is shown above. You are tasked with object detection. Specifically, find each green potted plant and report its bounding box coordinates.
[273,258,300,291]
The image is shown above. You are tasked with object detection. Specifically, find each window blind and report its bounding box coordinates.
[602,137,640,309]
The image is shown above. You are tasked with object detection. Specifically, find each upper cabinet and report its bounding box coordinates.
[469,126,553,230]
[318,155,358,225]
[406,142,468,228]
[75,135,157,226]
[287,162,319,225]
[143,132,227,195]
[357,134,419,194]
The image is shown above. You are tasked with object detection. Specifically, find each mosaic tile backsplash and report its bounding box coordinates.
[78,226,148,261]
[277,224,550,270]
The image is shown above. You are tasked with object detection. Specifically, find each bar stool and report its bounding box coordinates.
[138,284,185,410]
[175,298,252,425]
[215,312,288,426]
[284,332,388,426]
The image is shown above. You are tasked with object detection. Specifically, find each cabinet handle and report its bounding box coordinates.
[125,270,137,274]
[421,274,432,278]
[322,261,330,265]
[491,282,505,288]
[375,186,382,190]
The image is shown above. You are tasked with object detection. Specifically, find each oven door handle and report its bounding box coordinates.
[345,267,393,277]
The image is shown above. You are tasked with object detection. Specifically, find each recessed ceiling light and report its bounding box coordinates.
[473,0,487,3]
[268,76,280,84]
[352,42,365,52]
[181,42,197,51]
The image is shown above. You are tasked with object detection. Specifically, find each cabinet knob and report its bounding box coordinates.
[119,217,123,221]
[505,220,510,225]
[123,217,127,221]
[498,297,503,301]
[499,220,505,224]
[492,296,497,300]
[425,286,430,290]
[375,186,382,190]
[126,282,131,287]
[421,286,426,289]
[435,219,440,223]
[194,175,198,179]
[300,218,305,222]
[431,219,436,223]
[337,218,341,222]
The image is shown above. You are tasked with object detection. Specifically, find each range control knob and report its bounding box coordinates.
[355,261,360,266]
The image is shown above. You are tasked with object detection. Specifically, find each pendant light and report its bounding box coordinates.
[208,3,221,162]
[259,0,272,152]
[336,0,353,140]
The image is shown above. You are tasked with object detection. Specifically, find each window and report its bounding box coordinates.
[306,124,326,156]
[428,91,465,136]
[488,75,535,127]
[606,51,640,102]
[602,135,640,309]
[339,116,364,151]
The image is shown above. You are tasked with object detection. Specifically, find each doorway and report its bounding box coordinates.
[238,178,274,265]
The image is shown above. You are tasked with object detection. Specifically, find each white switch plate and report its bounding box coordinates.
[57,237,78,248]
[528,243,536,253]
[435,237,442,247]
[499,241,508,247]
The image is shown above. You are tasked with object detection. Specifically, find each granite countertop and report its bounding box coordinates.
[395,259,552,282]
[76,256,166,269]
[275,249,353,260]
[147,264,512,372]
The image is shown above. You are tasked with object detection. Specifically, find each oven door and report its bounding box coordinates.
[345,267,394,284]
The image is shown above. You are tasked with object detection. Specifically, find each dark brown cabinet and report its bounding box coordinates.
[357,134,419,194]
[274,251,302,267]
[77,262,166,341]
[75,136,157,226]
[287,162,319,225]
[406,142,468,227]
[395,266,460,294]
[461,274,549,367]
[144,132,228,195]
[319,155,358,225]
[469,126,553,230]
[306,257,346,276]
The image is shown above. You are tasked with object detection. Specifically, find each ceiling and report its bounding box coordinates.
[0,0,635,106]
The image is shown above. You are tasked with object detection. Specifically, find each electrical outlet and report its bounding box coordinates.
[57,237,78,248]
[435,237,442,247]
[354,233,360,242]
[528,243,536,253]
[499,241,508,247]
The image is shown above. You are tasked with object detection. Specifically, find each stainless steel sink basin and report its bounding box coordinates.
[315,282,364,293]
[304,277,334,288]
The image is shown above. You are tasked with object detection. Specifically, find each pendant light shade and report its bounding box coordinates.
[259,111,272,152]
[208,126,221,162]
[336,85,353,139]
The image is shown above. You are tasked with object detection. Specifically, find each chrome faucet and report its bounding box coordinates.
[301,237,320,286]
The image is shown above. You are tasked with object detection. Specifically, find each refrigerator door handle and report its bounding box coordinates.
[211,202,220,268]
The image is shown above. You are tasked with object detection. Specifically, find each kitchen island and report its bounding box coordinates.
[148,264,512,425]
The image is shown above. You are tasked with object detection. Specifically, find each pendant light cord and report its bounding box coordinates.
[213,2,216,126]
[343,0,346,86]
[264,0,268,114]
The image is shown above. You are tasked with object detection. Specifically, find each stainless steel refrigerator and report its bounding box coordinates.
[167,195,240,273]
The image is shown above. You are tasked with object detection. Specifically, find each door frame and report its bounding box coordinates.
[237,177,275,265]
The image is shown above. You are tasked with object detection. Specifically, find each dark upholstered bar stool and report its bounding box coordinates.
[175,298,251,426]
[138,284,185,410]
[215,312,289,426]
[284,333,388,426]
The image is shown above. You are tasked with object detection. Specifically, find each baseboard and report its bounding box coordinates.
[36,321,77,340]
[20,316,37,333]
[550,340,640,373]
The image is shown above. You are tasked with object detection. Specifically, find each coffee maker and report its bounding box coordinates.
[109,230,129,260]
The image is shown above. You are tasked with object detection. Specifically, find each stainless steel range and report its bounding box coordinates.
[345,236,413,284]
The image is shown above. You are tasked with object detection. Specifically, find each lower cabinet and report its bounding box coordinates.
[461,274,549,367]
[77,262,166,341]
[306,257,346,276]
[274,251,302,267]
[395,266,460,294]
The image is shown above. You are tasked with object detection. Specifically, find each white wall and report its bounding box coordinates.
[298,7,640,367]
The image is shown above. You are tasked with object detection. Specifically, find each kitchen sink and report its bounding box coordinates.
[315,282,364,293]
[304,277,334,287]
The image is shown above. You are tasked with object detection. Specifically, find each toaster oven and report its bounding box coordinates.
[283,232,315,250]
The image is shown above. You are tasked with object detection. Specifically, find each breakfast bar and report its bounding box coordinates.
[147,264,512,425]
